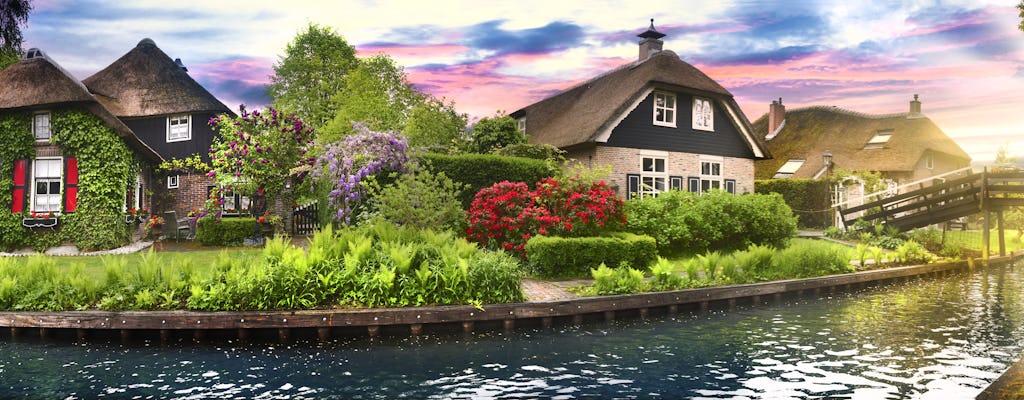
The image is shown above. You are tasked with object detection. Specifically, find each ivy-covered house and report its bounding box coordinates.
[511,21,770,199]
[83,38,234,218]
[0,49,163,251]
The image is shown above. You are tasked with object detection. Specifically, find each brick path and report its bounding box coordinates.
[521,278,590,301]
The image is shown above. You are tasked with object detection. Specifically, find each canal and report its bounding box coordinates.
[0,262,1021,399]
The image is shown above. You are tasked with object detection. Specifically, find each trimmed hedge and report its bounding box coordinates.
[754,179,829,228]
[419,153,558,208]
[197,217,257,246]
[525,232,657,278]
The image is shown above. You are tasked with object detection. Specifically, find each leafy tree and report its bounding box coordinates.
[207,106,315,204]
[268,23,358,128]
[1019,1,1024,31]
[320,55,422,142]
[466,112,525,154]
[402,97,468,151]
[0,0,32,69]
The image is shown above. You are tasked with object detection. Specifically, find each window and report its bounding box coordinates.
[700,159,722,193]
[32,158,61,213]
[639,156,667,198]
[516,118,526,134]
[167,114,191,142]
[134,175,143,210]
[653,92,676,127]
[925,153,934,169]
[221,188,251,215]
[773,159,805,179]
[692,97,713,131]
[167,175,179,189]
[33,112,51,141]
[865,130,893,149]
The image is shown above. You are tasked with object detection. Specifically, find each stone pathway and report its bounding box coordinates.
[521,278,590,301]
[1,241,154,257]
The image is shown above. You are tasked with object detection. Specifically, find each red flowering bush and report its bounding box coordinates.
[466,176,625,258]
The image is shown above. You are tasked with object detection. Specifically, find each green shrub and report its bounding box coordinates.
[625,190,797,255]
[419,153,558,208]
[196,217,257,246]
[649,257,686,291]
[895,240,933,265]
[754,179,829,228]
[525,233,658,278]
[774,240,854,278]
[591,263,645,295]
[366,168,467,232]
[491,143,566,163]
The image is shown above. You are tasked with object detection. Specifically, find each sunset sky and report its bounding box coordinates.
[18,0,1024,161]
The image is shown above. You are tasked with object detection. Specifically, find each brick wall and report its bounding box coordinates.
[578,145,757,197]
[159,173,215,217]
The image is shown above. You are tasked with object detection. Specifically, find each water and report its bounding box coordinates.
[1,263,1023,399]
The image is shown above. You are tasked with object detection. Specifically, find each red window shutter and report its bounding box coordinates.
[64,157,79,213]
[11,159,27,213]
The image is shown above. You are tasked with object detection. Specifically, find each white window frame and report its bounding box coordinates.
[773,159,805,179]
[167,114,191,142]
[134,174,144,211]
[639,153,668,198]
[33,112,51,141]
[653,91,677,127]
[167,174,180,189]
[699,156,723,193]
[925,153,934,170]
[516,118,526,134]
[31,157,62,214]
[692,97,714,132]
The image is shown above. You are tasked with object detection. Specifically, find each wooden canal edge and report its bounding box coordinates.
[1,250,1021,343]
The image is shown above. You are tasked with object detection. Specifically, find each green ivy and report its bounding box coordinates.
[0,112,34,249]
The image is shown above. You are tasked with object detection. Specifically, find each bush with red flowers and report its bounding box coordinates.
[465,175,625,258]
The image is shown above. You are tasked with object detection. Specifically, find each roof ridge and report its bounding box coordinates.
[787,105,912,120]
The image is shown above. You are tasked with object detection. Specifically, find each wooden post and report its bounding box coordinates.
[317,327,331,342]
[603,311,615,322]
[160,329,171,343]
[237,329,250,341]
[541,317,552,329]
[639,308,649,319]
[998,210,1006,257]
[503,319,515,332]
[462,321,475,333]
[409,324,423,336]
[572,315,583,325]
[77,329,87,342]
[277,328,290,343]
[39,328,48,339]
[983,211,991,259]
[367,326,380,337]
[668,304,679,315]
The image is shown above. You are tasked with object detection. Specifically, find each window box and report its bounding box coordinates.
[23,215,59,228]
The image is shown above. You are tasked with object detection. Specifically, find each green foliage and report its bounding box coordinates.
[894,240,933,265]
[268,23,358,127]
[419,153,558,208]
[524,233,657,278]
[591,263,645,295]
[157,154,210,173]
[366,168,467,232]
[773,240,854,278]
[649,257,686,291]
[0,111,34,249]
[321,55,422,141]
[492,143,566,163]
[196,217,257,246]
[626,190,797,255]
[466,113,525,154]
[402,97,468,151]
[754,178,829,228]
[0,47,19,70]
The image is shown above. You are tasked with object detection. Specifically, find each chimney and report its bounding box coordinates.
[768,97,786,137]
[909,94,921,117]
[637,19,666,61]
[174,58,188,72]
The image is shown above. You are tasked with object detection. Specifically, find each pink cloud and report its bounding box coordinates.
[357,44,470,59]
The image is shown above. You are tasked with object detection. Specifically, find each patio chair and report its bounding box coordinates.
[163,211,193,241]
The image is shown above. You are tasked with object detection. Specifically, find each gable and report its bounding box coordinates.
[603,90,757,159]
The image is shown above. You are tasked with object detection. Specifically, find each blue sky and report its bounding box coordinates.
[19,0,1024,161]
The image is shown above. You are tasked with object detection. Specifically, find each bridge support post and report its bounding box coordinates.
[983,211,991,259]
[997,210,1006,257]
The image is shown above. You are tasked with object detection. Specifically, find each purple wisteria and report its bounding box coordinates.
[313,122,410,224]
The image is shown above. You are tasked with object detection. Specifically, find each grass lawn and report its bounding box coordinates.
[664,238,853,268]
[943,229,1024,253]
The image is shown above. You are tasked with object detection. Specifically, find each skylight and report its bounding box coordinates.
[773,159,805,178]
[865,130,893,149]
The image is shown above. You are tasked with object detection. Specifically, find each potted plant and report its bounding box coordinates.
[257,211,282,236]
[144,214,165,239]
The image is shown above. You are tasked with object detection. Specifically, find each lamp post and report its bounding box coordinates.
[823,150,833,228]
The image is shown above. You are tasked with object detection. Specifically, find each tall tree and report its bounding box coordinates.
[320,55,422,142]
[268,23,358,128]
[0,0,32,69]
[466,112,526,154]
[1019,1,1024,31]
[402,97,468,151]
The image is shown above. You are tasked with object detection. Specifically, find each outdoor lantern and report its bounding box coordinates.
[823,150,833,168]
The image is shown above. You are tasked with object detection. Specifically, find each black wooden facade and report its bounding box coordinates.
[123,112,220,162]
[604,90,755,159]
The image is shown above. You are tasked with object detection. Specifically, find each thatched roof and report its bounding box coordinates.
[751,106,971,179]
[83,38,231,117]
[0,50,162,162]
[512,50,767,157]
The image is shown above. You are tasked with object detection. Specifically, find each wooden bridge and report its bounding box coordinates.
[838,168,1024,258]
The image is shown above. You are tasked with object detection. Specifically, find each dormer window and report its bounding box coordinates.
[773,159,805,178]
[167,114,191,142]
[33,112,51,141]
[653,92,676,127]
[692,97,713,131]
[865,130,893,149]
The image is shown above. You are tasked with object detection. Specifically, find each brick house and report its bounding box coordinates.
[83,38,234,218]
[511,21,770,199]
[751,96,972,206]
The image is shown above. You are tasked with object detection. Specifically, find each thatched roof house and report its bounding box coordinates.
[83,38,230,118]
[751,97,970,183]
[0,49,161,161]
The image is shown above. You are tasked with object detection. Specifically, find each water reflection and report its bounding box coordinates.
[0,264,1021,399]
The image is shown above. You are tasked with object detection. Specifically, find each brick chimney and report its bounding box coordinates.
[637,19,666,61]
[767,98,786,137]
[908,94,921,118]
